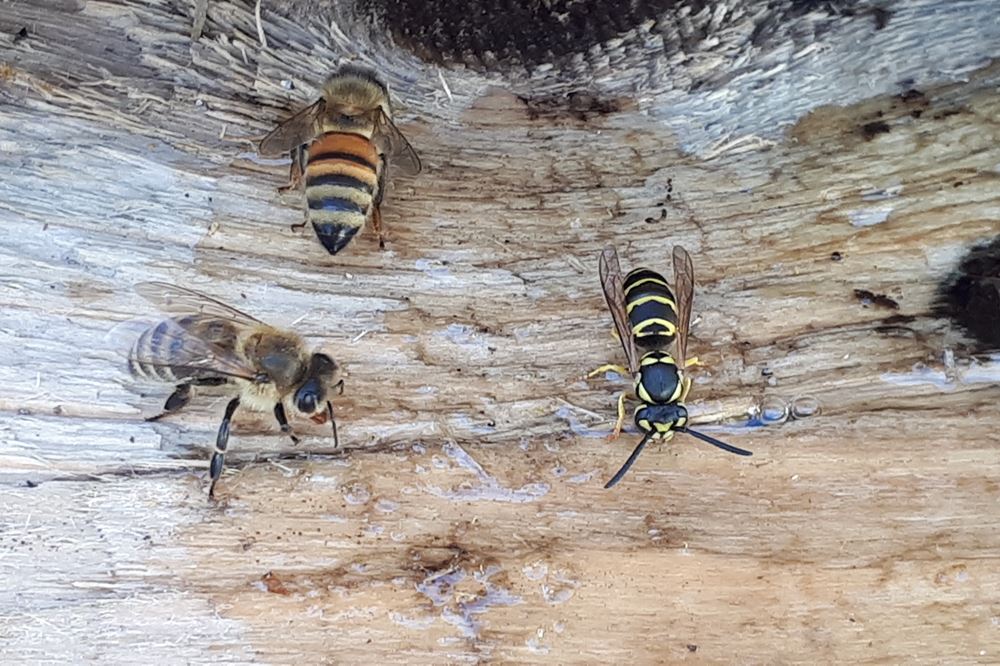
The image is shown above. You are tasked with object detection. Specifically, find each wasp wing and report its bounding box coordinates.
[127,316,259,382]
[599,245,640,376]
[672,245,696,367]
[373,109,422,176]
[257,98,325,156]
[134,282,263,328]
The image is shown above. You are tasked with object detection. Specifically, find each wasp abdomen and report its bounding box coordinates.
[623,268,678,349]
[305,132,380,254]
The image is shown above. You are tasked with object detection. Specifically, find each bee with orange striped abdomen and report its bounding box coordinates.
[259,65,421,255]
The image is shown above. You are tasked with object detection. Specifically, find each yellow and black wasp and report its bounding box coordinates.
[591,244,752,488]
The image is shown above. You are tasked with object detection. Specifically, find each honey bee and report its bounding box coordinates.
[128,282,343,497]
[258,64,421,255]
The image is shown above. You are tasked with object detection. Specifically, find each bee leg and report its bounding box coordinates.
[278,146,305,194]
[272,403,300,445]
[370,206,386,250]
[587,364,630,379]
[371,162,388,250]
[147,377,227,422]
[208,396,241,499]
[610,392,629,441]
[146,383,192,422]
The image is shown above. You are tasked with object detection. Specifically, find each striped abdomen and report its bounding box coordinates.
[623,268,678,350]
[129,316,240,383]
[304,132,381,255]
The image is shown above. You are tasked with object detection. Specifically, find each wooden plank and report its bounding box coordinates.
[1,0,1000,662]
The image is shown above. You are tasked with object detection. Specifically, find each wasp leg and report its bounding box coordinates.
[273,403,301,445]
[146,377,226,422]
[684,356,702,368]
[278,146,305,194]
[208,396,241,499]
[587,364,630,379]
[610,391,629,441]
[679,375,693,403]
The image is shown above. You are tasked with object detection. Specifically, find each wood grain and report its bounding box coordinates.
[2,1,1000,663]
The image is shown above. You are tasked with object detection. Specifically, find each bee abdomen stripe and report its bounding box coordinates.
[305,173,374,193]
[305,163,379,188]
[310,151,377,170]
[307,197,366,213]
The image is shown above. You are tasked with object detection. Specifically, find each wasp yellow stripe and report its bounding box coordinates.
[632,318,677,336]
[640,354,676,366]
[624,277,670,296]
[626,294,677,314]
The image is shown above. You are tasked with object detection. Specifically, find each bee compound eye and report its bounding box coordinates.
[296,391,317,413]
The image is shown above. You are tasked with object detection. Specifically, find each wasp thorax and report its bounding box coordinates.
[635,351,683,404]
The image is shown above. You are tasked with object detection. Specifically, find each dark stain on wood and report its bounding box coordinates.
[854,289,900,310]
[871,7,892,30]
[260,571,291,595]
[859,120,891,140]
[934,235,1000,351]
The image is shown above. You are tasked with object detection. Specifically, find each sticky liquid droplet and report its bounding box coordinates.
[791,396,821,419]
[760,397,789,425]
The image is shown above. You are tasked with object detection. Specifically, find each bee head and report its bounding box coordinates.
[293,353,340,416]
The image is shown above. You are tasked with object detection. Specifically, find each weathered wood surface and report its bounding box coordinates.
[2,0,1000,663]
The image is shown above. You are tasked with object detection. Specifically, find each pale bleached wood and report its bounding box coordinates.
[2,0,1000,663]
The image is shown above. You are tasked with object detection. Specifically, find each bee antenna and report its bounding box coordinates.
[327,401,339,449]
[677,426,753,456]
[604,431,656,489]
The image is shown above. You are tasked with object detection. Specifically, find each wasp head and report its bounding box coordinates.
[634,402,688,439]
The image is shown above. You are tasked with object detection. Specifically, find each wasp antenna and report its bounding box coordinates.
[604,431,656,489]
[679,427,753,456]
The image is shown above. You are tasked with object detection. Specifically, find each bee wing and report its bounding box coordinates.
[672,245,696,368]
[134,282,263,328]
[127,316,260,382]
[373,109,422,176]
[599,245,640,376]
[257,99,325,156]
